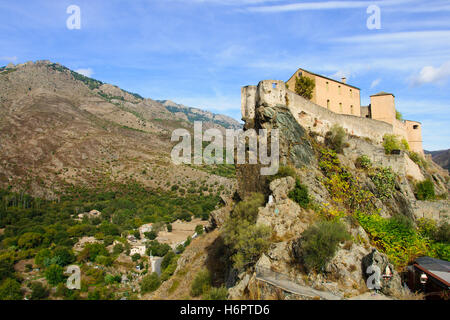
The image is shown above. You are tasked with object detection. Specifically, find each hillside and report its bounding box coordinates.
[158,100,241,130]
[426,149,450,172]
[0,60,237,198]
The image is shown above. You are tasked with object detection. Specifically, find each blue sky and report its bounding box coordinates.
[1,0,449,150]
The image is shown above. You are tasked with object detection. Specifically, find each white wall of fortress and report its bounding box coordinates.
[242,80,393,145]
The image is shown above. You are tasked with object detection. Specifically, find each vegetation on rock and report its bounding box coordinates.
[294,220,350,273]
[294,75,315,100]
[222,193,270,270]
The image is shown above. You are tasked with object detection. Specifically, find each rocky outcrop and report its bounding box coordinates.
[361,249,403,296]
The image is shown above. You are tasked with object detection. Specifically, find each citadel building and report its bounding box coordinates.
[244,68,423,154]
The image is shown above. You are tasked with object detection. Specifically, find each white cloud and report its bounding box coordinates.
[246,0,415,13]
[0,56,18,63]
[410,61,450,86]
[370,78,381,88]
[330,70,351,81]
[336,30,450,44]
[75,68,94,77]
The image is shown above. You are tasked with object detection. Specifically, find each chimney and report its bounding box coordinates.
[341,77,347,84]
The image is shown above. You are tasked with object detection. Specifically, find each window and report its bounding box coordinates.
[413,125,419,129]
[350,105,354,114]
[298,72,303,77]
[350,89,353,97]
[327,100,330,109]
[326,82,329,91]
[339,103,342,112]
[338,85,341,94]
[272,83,277,89]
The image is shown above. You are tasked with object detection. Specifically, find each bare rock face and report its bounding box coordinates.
[208,206,230,229]
[269,176,295,202]
[325,243,371,296]
[361,249,403,296]
[228,272,251,300]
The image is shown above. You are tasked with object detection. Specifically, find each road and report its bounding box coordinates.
[255,271,341,300]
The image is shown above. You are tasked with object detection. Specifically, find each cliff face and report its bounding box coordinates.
[228,81,449,300]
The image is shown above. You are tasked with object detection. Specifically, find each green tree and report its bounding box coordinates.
[45,264,66,286]
[140,272,160,293]
[0,254,15,282]
[161,251,176,271]
[0,278,23,300]
[295,75,315,100]
[113,243,124,255]
[222,193,270,270]
[18,232,43,249]
[195,225,204,235]
[131,253,141,262]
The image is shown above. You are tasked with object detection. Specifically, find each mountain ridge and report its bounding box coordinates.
[0,60,236,198]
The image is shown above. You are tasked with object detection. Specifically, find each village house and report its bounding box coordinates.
[138,223,153,237]
[130,245,146,256]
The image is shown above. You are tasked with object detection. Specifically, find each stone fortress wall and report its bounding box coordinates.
[242,80,394,145]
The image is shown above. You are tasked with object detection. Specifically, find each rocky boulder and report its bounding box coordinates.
[361,249,403,296]
[269,176,295,202]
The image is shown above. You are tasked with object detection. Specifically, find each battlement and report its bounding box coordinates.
[241,79,423,153]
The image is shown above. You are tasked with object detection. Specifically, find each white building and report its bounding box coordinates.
[130,245,146,256]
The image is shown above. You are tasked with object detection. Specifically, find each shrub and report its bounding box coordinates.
[401,139,410,151]
[390,214,414,230]
[195,225,204,235]
[382,134,404,154]
[145,231,157,240]
[295,75,315,100]
[356,211,431,267]
[78,243,109,262]
[295,221,350,273]
[325,124,346,153]
[18,232,42,249]
[140,272,160,293]
[266,165,296,183]
[190,269,211,297]
[231,192,265,223]
[435,222,450,243]
[161,251,176,271]
[29,282,49,300]
[415,179,435,200]
[288,178,310,209]
[396,110,403,120]
[356,155,372,169]
[368,167,397,200]
[223,193,271,270]
[0,278,23,300]
[408,151,428,169]
[113,243,124,255]
[204,286,228,300]
[166,224,173,232]
[131,253,141,262]
[45,264,66,286]
[146,241,171,257]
